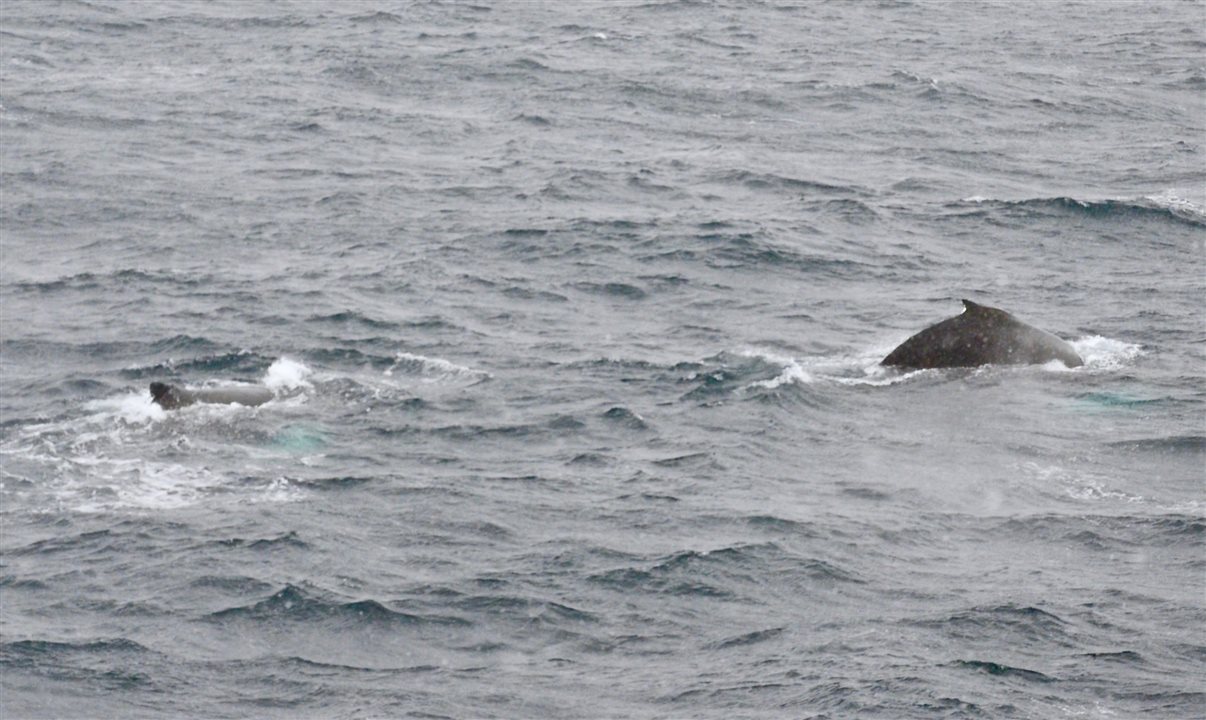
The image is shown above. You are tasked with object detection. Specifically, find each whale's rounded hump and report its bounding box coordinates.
[149,381,271,409]
[883,300,1083,369]
[192,385,274,407]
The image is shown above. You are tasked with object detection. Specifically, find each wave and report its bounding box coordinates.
[995,513,1205,547]
[1079,650,1145,664]
[952,659,1055,683]
[428,421,552,442]
[154,13,312,30]
[716,169,870,197]
[600,406,649,430]
[8,268,225,297]
[2,336,223,370]
[708,626,786,650]
[911,604,1074,648]
[589,543,862,598]
[188,575,275,593]
[1106,435,1205,454]
[958,192,1206,228]
[1,637,155,690]
[451,595,597,625]
[348,10,402,24]
[680,350,813,400]
[208,585,470,627]
[127,347,269,377]
[571,281,648,300]
[638,230,870,276]
[307,310,400,330]
[736,348,814,389]
[287,474,372,491]
[214,530,310,551]
[567,356,699,374]
[6,528,119,558]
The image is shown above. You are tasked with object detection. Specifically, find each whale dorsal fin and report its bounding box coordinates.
[961,298,1015,321]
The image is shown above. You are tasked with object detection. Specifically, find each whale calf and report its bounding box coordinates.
[150,381,274,409]
[882,299,1083,369]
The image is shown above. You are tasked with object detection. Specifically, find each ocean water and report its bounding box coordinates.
[1,1,1204,718]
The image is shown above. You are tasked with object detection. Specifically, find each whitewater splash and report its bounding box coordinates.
[264,356,313,392]
[737,348,814,389]
[734,347,918,390]
[1144,188,1206,223]
[0,357,318,513]
[1070,336,1144,372]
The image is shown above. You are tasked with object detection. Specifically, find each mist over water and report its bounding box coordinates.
[2,1,1203,718]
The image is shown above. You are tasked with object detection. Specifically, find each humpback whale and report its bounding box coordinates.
[882,299,1083,369]
[150,382,275,409]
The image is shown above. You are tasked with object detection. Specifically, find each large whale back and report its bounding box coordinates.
[882,299,1083,369]
[150,382,274,409]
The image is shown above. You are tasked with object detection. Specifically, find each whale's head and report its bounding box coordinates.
[150,382,182,409]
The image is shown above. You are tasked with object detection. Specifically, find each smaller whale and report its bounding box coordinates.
[882,299,1084,369]
[150,381,274,410]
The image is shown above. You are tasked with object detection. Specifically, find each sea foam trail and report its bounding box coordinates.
[385,352,490,384]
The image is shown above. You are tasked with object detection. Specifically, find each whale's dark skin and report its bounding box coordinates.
[882,300,1084,369]
[150,382,274,409]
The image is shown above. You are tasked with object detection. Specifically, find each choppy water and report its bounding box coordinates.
[2,1,1204,718]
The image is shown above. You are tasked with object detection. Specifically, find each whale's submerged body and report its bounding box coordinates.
[882,299,1084,369]
[150,382,274,409]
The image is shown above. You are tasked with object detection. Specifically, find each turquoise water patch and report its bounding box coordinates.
[1072,392,1163,411]
[270,425,327,453]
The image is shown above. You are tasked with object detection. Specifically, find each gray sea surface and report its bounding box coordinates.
[1,1,1204,718]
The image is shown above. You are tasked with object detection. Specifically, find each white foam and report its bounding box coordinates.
[737,348,814,389]
[750,363,812,389]
[1062,476,1146,504]
[1144,188,1206,220]
[83,391,166,425]
[734,346,929,389]
[240,476,308,505]
[1017,462,1163,510]
[829,366,926,387]
[263,356,313,392]
[1070,336,1144,371]
[71,461,215,513]
[385,352,489,383]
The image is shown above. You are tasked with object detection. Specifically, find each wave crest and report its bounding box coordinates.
[960,192,1206,228]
